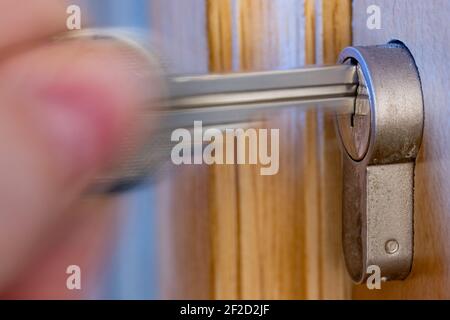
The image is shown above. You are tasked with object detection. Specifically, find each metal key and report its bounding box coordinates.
[61,30,424,283]
[163,65,357,128]
[59,29,359,192]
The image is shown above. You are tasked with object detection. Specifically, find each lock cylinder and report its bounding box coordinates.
[337,42,424,283]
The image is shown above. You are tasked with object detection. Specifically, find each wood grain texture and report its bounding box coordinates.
[156,0,352,299]
[304,0,321,299]
[207,0,233,72]
[154,0,240,300]
[206,0,240,299]
[236,0,309,299]
[314,0,352,300]
[351,0,450,299]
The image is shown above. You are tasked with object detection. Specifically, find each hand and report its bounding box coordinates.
[0,0,157,297]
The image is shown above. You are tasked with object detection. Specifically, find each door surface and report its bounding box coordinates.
[154,0,352,300]
[352,0,450,299]
[154,0,450,300]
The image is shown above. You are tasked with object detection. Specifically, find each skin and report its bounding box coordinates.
[0,0,157,298]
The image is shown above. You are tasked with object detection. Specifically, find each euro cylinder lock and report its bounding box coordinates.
[337,43,423,283]
[61,30,424,283]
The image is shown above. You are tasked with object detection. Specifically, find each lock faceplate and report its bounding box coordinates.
[337,43,424,283]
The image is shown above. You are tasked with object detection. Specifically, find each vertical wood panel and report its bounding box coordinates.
[206,0,240,300]
[154,0,240,300]
[156,0,352,299]
[157,165,213,299]
[207,0,233,72]
[236,0,308,300]
[315,0,352,299]
[304,0,320,298]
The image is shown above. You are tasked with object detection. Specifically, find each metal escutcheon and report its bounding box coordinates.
[336,42,424,283]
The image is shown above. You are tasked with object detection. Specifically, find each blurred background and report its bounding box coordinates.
[86,0,158,300]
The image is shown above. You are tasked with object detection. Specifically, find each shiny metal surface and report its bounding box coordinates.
[160,65,357,128]
[61,29,359,192]
[337,42,424,283]
[336,63,371,161]
[168,66,356,108]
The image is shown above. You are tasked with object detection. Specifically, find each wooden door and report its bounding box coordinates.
[152,0,353,300]
[352,0,450,299]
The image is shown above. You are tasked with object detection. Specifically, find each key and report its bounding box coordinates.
[59,29,359,191]
[60,30,424,283]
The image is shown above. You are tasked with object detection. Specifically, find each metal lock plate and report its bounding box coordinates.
[336,42,424,283]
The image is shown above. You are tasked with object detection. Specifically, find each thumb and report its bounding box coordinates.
[0,38,159,286]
